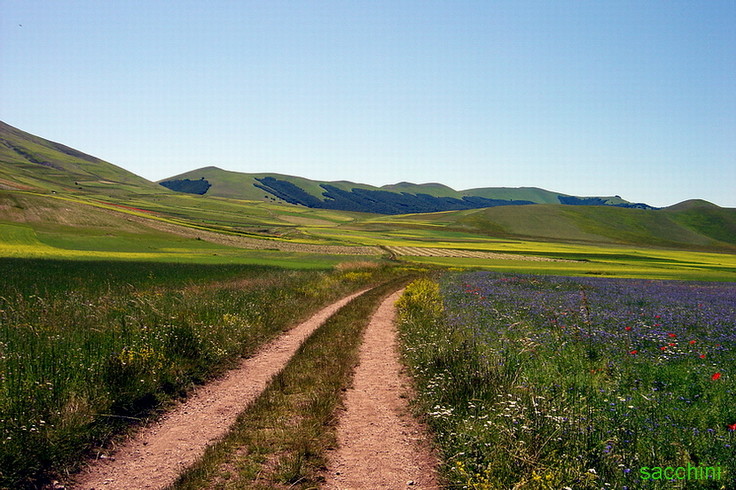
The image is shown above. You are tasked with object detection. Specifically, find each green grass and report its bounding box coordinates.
[170,279,408,489]
[352,203,736,253]
[667,205,736,246]
[0,258,398,488]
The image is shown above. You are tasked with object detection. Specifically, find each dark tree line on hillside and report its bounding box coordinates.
[159,178,211,195]
[254,177,535,214]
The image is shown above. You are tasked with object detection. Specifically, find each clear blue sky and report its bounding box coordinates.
[2,1,734,207]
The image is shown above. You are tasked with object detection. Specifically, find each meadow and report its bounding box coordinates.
[0,258,397,488]
[3,188,735,283]
[397,274,736,489]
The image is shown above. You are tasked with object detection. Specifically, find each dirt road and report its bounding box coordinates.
[324,289,440,489]
[71,289,369,490]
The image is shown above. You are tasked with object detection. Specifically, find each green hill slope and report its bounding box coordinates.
[160,166,652,214]
[361,202,736,252]
[0,121,165,196]
[159,166,377,202]
[664,200,736,246]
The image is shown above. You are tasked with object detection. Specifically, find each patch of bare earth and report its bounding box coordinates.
[324,289,440,490]
[70,289,369,490]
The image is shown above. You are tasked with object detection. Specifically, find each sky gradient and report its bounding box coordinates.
[2,1,734,207]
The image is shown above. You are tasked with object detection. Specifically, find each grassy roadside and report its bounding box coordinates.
[170,278,409,489]
[0,259,402,489]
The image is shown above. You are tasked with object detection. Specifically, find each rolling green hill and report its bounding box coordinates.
[355,201,736,252]
[0,121,166,197]
[160,166,653,214]
[0,122,356,245]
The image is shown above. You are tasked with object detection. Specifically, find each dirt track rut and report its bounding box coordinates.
[324,289,440,489]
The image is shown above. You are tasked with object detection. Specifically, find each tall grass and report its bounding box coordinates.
[397,274,736,489]
[0,258,395,488]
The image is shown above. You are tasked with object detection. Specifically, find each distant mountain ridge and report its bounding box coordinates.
[160,166,655,215]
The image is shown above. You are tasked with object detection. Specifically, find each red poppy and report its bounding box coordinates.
[669,343,676,347]
[700,354,706,359]
[668,333,677,338]
[630,350,638,355]
[660,346,667,351]
[728,423,736,431]
[625,326,632,331]
[655,315,661,319]
[689,340,697,345]
[711,372,722,381]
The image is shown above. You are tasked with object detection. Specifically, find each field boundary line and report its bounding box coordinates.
[70,287,371,490]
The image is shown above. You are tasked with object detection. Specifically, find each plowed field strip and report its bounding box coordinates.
[71,288,370,490]
[387,245,573,262]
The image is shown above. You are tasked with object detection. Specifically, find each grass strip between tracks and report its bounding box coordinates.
[170,277,409,489]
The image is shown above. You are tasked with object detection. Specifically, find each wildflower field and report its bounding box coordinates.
[0,258,392,487]
[398,274,736,489]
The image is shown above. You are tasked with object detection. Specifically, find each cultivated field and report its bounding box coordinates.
[384,245,572,262]
[3,189,735,282]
